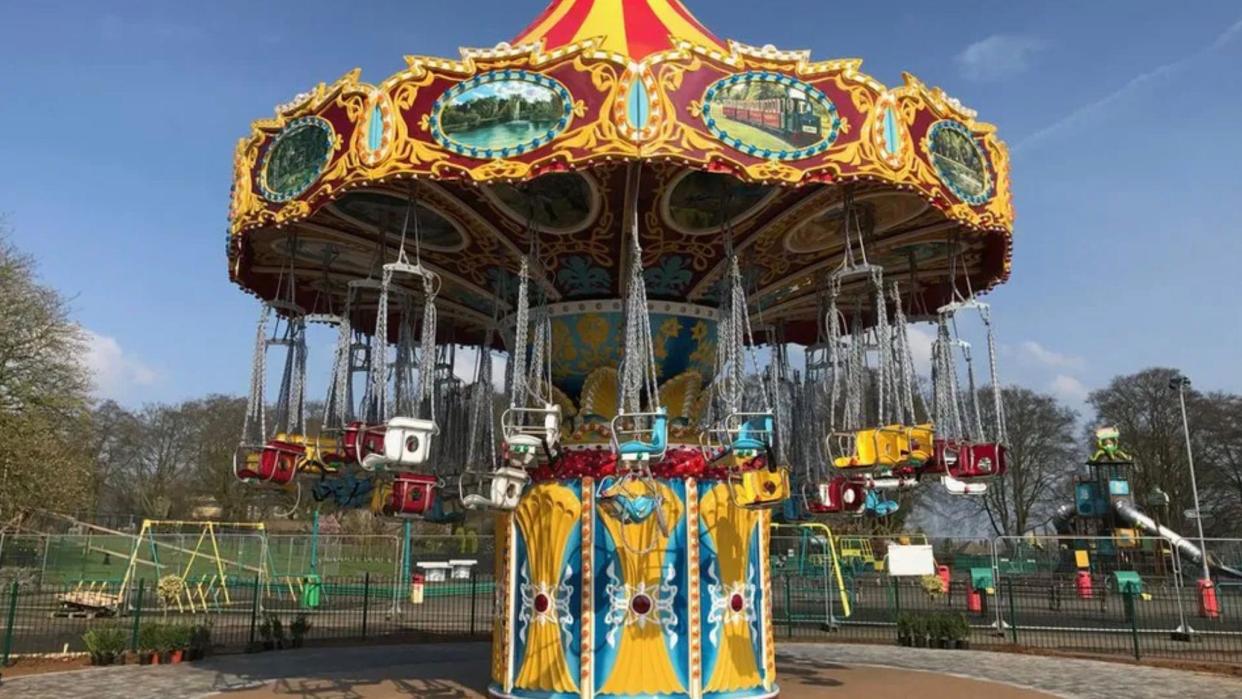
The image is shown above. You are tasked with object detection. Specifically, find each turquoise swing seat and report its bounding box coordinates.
[732,414,774,453]
[614,409,669,461]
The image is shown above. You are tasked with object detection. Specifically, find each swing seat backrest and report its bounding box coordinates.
[950,442,1007,480]
[463,467,529,511]
[730,465,790,510]
[809,477,864,513]
[832,429,879,469]
[905,424,935,465]
[390,473,438,517]
[730,413,774,454]
[612,409,669,461]
[874,426,909,466]
[382,417,439,468]
[254,438,304,485]
[343,422,387,463]
[925,438,962,475]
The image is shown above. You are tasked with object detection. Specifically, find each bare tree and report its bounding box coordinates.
[976,386,1079,536]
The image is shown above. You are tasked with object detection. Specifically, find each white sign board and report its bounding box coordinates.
[887,544,936,577]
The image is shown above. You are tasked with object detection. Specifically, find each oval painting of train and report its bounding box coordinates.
[926,120,992,204]
[702,72,842,160]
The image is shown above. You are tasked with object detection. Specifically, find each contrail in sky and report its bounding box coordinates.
[1014,16,1242,154]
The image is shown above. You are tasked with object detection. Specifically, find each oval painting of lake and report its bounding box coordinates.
[702,72,841,160]
[431,70,572,159]
[926,120,992,204]
[260,116,335,202]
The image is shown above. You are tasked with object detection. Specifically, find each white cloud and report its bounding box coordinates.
[956,34,1046,82]
[83,330,159,401]
[1050,374,1089,403]
[1017,340,1086,371]
[1015,16,1242,152]
[906,324,936,377]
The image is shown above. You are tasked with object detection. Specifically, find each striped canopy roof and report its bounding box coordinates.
[513,0,726,61]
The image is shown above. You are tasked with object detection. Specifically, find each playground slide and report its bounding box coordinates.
[1112,500,1242,580]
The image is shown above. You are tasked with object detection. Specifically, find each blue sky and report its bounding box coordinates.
[1,1,1239,409]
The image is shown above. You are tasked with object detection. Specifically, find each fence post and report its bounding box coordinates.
[362,572,371,639]
[469,569,479,636]
[783,574,793,637]
[1007,577,1018,644]
[129,578,146,652]
[2,581,19,665]
[1124,590,1140,661]
[247,574,260,649]
[891,575,901,621]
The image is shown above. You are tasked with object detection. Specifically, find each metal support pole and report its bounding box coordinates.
[1007,577,1018,644]
[469,569,478,636]
[247,574,260,649]
[1125,590,1141,661]
[2,581,19,664]
[1173,378,1212,581]
[362,571,371,638]
[310,510,320,575]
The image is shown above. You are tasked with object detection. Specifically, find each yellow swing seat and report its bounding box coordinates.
[832,429,880,469]
[730,466,791,509]
[905,424,935,465]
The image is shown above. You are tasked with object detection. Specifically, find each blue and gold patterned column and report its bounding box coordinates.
[490,478,778,699]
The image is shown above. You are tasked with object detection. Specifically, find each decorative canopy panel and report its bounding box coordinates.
[227,0,1014,347]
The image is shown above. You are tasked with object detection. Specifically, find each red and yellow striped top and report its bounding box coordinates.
[512,0,726,61]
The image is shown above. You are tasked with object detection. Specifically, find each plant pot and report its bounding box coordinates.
[897,635,911,647]
[263,641,276,651]
[170,650,183,663]
[291,639,304,649]
[913,637,927,648]
[150,653,161,665]
[955,640,970,650]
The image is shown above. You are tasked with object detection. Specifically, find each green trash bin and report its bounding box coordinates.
[301,574,323,609]
[970,567,994,593]
[1113,570,1143,595]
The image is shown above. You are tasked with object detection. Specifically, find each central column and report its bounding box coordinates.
[489,477,779,699]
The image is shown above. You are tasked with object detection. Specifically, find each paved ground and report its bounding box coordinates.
[3,642,1240,698]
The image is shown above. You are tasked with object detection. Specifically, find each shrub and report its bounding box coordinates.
[189,623,212,657]
[165,624,192,651]
[137,623,165,654]
[82,625,127,665]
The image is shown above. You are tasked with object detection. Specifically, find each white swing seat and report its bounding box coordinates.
[611,408,669,462]
[363,416,438,470]
[502,404,562,467]
[462,467,529,511]
[942,474,988,496]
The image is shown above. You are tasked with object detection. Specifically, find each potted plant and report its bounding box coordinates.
[950,613,971,649]
[188,623,212,661]
[166,624,191,663]
[895,612,912,646]
[83,625,127,666]
[290,614,311,649]
[138,623,164,665]
[908,615,927,647]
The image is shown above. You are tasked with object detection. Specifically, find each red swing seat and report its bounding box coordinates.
[951,442,1008,480]
[806,476,865,514]
[237,438,303,486]
[343,421,387,464]
[388,472,438,517]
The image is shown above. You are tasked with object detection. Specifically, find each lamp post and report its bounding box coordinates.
[1169,375,1211,581]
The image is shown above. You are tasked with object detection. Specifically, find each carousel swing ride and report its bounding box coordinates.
[225,1,1016,696]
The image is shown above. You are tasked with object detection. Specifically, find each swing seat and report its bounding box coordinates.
[502,404,562,467]
[364,416,438,471]
[863,489,900,517]
[237,437,303,485]
[831,429,880,469]
[290,434,343,475]
[462,467,529,511]
[611,409,669,462]
[905,424,935,466]
[950,442,1008,480]
[808,476,865,514]
[388,472,438,518]
[728,412,775,458]
[873,425,909,466]
[730,466,791,510]
[343,422,387,464]
[922,438,962,475]
[942,474,989,495]
[597,476,661,523]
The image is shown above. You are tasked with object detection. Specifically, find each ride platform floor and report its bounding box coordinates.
[5,641,1241,698]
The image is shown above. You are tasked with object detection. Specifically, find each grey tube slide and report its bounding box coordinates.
[1113,500,1242,580]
